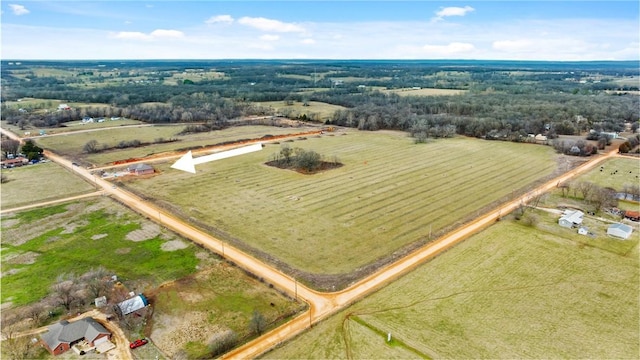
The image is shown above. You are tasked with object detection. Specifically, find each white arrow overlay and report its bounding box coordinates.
[171,142,263,173]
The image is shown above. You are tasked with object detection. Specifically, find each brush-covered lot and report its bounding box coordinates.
[264,216,639,359]
[122,130,558,285]
[1,161,97,209]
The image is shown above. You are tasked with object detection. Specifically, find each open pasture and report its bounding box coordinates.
[85,125,320,166]
[124,132,557,278]
[264,219,639,359]
[383,87,467,96]
[34,124,321,166]
[257,101,347,121]
[576,157,640,191]
[1,162,97,209]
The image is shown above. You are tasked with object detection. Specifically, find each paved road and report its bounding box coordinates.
[2,125,621,359]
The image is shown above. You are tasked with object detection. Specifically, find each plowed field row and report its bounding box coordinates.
[125,132,557,275]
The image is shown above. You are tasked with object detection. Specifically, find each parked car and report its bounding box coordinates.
[129,339,148,349]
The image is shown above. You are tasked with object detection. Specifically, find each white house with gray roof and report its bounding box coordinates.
[558,210,584,228]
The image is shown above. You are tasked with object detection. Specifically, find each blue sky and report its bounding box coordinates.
[2,1,638,60]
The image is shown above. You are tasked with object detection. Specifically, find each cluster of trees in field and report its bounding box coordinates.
[2,60,638,143]
[268,144,341,173]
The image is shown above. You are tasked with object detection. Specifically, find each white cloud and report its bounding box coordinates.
[238,16,305,33]
[433,6,474,21]
[423,42,476,55]
[260,34,280,41]
[112,31,150,40]
[206,14,234,25]
[150,29,184,38]
[9,4,29,16]
[111,29,184,41]
[301,38,316,45]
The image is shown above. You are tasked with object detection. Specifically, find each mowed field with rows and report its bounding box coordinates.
[124,130,558,277]
[264,219,639,359]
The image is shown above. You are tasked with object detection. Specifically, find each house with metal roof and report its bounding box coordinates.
[40,317,111,355]
[558,210,584,228]
[607,223,634,240]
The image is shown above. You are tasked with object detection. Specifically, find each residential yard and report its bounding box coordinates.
[264,216,639,359]
[0,197,201,306]
[122,131,558,287]
[1,161,97,209]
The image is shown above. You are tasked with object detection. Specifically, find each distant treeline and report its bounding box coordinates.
[2,60,638,142]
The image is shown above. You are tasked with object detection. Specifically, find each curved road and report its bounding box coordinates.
[2,126,621,359]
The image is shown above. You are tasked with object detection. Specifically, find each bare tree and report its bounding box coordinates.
[25,303,46,327]
[588,186,618,213]
[81,267,110,299]
[82,139,100,154]
[577,182,596,200]
[1,139,20,157]
[249,310,267,336]
[51,274,80,311]
[1,309,36,360]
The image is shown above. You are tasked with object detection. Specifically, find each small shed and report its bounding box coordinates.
[624,210,640,222]
[578,227,589,235]
[117,294,149,315]
[607,223,634,240]
[559,210,584,228]
[128,163,154,175]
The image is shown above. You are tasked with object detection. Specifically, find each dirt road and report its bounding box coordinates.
[6,123,619,359]
[0,191,104,214]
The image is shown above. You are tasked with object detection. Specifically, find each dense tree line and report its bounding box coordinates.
[2,60,638,142]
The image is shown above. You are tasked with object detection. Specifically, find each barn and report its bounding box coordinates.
[607,223,634,240]
[40,317,111,355]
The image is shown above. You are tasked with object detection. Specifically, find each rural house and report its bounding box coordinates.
[117,294,149,315]
[558,210,584,228]
[128,163,154,175]
[1,157,29,168]
[40,317,111,356]
[607,223,634,240]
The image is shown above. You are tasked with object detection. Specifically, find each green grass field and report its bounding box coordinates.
[123,131,557,278]
[34,124,321,166]
[0,197,200,306]
[257,101,347,121]
[576,157,640,191]
[1,162,97,209]
[264,217,639,359]
[383,88,468,96]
